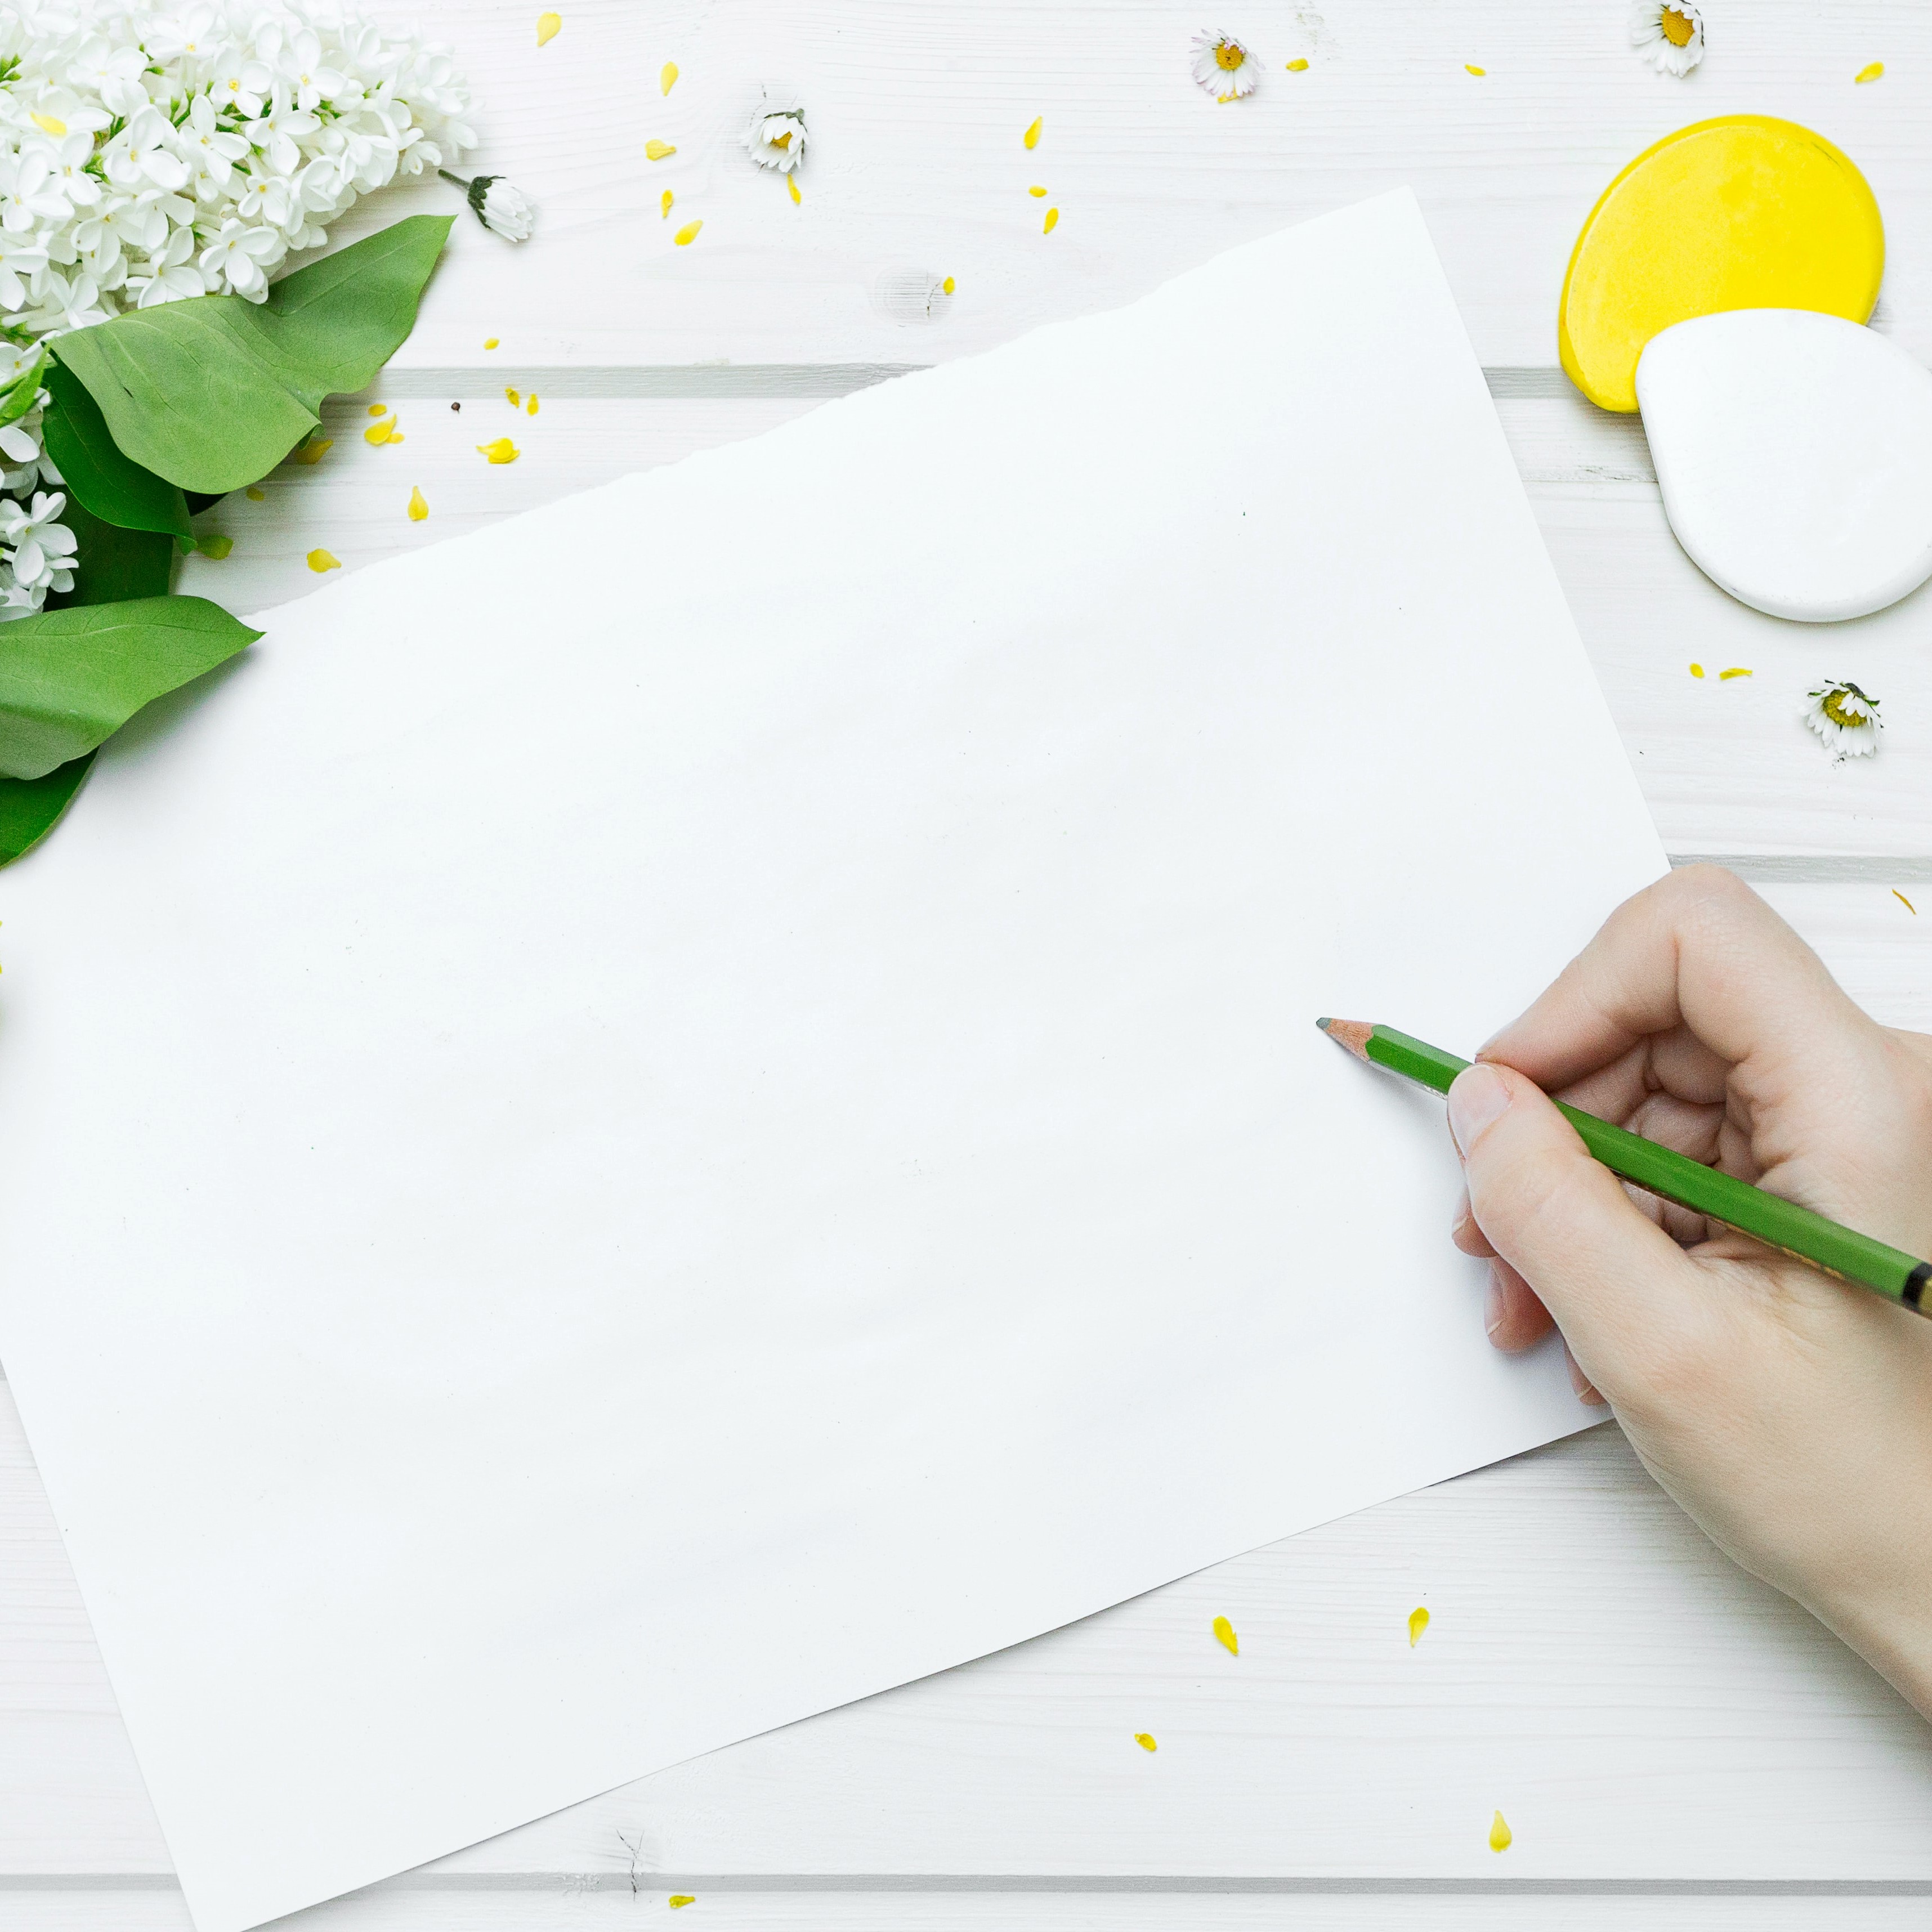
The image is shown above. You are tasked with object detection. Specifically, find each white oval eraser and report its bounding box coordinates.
[1636,308,1932,623]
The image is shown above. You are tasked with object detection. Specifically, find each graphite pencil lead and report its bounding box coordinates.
[1317,1016,1374,1061]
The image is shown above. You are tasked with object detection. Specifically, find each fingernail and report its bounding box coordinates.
[1483,1267,1505,1340]
[1566,1346,1604,1405]
[1447,1062,1511,1159]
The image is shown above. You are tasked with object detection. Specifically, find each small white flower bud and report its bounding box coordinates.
[471,175,535,243]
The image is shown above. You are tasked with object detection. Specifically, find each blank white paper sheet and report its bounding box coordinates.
[0,190,1664,1931]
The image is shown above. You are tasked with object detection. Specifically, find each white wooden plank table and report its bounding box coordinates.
[11,1,1932,1924]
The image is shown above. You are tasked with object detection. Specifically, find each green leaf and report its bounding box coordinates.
[0,595,260,780]
[0,343,45,428]
[0,752,93,863]
[44,495,177,609]
[50,214,453,494]
[42,357,193,539]
[0,482,183,862]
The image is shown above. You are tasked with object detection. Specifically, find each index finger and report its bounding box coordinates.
[1479,865,1875,1096]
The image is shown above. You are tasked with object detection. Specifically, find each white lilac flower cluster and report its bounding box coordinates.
[0,338,74,611]
[0,0,477,618]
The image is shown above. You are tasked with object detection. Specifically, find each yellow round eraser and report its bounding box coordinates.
[1558,116,1884,412]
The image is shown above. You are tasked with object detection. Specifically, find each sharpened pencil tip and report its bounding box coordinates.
[1318,1017,1374,1061]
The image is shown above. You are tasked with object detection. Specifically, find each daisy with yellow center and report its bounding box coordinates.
[1630,0,1704,75]
[746,106,808,172]
[1803,679,1881,758]
[1191,30,1259,100]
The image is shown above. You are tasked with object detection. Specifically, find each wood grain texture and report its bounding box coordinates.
[8,1407,1932,1886]
[344,0,1932,373]
[20,3,1932,1918]
[10,1893,1932,1932]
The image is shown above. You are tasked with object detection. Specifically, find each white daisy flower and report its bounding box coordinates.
[746,108,808,172]
[1630,0,1705,76]
[1803,680,1882,759]
[1191,30,1260,100]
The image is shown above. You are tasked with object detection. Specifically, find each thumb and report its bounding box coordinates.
[1448,1061,1715,1400]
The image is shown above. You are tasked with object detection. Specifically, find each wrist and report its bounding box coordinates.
[1809,1573,1932,1720]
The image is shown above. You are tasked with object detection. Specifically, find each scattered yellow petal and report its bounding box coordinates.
[1895,889,1917,914]
[484,336,500,349]
[1286,56,1309,70]
[1489,1811,1513,1853]
[476,437,520,463]
[196,534,232,559]
[389,433,404,442]
[674,220,702,244]
[1211,1615,1238,1656]
[364,414,399,444]
[506,386,520,407]
[941,275,955,293]
[1133,1732,1157,1751]
[660,61,678,94]
[307,548,340,572]
[536,11,561,45]
[245,486,265,502]
[668,1899,695,1911]
[1465,62,1486,75]
[1028,185,1047,196]
[367,402,387,415]
[788,174,800,205]
[291,437,332,464]
[1043,207,1059,234]
[661,189,673,218]
[527,393,539,415]
[646,139,677,160]
[1023,115,1042,149]
[30,111,65,135]
[1408,1605,1430,1647]
[1688,663,1705,678]
[1856,60,1884,82]
[1719,667,1752,679]
[407,485,428,522]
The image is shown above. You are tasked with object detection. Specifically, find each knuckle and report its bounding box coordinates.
[1650,864,1760,958]
[1661,861,1751,910]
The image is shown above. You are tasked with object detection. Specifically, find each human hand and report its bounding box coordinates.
[1447,865,1932,1715]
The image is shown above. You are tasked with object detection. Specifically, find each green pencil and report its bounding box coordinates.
[1318,1018,1932,1313]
